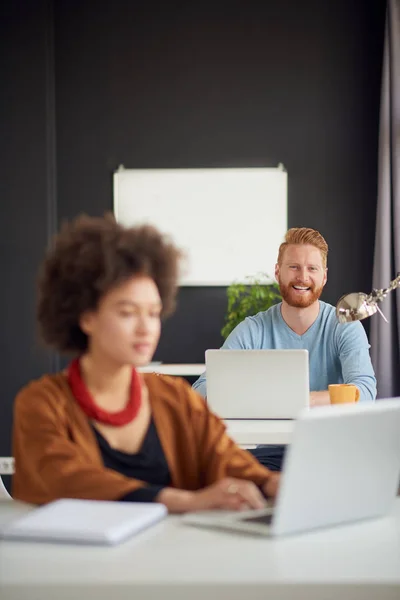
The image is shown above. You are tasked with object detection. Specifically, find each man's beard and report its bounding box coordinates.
[279,280,323,308]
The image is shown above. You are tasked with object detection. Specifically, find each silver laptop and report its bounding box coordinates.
[206,349,309,419]
[184,399,400,537]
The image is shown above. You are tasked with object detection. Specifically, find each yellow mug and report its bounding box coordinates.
[329,384,360,404]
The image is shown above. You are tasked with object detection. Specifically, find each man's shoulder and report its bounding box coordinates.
[319,300,335,313]
[318,301,338,326]
[248,302,282,325]
[318,300,367,326]
[317,301,366,340]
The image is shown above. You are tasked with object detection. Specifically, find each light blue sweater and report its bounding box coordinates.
[193,301,376,402]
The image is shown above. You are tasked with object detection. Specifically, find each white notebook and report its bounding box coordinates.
[1,498,167,545]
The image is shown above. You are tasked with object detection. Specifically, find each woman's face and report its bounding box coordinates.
[80,275,162,367]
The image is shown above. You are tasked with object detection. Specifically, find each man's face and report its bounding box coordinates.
[275,244,327,309]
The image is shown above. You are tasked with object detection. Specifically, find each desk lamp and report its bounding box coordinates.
[336,273,400,324]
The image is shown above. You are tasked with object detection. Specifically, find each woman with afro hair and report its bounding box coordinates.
[12,214,279,512]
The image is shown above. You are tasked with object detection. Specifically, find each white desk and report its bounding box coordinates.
[138,363,205,376]
[226,419,294,446]
[137,365,292,445]
[1,500,400,600]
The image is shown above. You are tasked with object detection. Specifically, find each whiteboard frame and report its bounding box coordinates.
[113,166,287,286]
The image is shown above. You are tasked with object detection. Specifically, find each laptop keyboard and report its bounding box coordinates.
[241,513,273,526]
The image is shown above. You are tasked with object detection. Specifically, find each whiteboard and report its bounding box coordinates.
[113,166,287,286]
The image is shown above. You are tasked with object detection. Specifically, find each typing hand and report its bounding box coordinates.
[189,478,267,512]
[156,478,269,513]
[262,472,280,500]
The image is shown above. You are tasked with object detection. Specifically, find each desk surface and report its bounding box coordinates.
[1,500,400,600]
[136,365,292,444]
[138,363,205,376]
[225,419,294,445]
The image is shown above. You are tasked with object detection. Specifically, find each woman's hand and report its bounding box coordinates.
[156,478,267,514]
[261,472,280,500]
[190,477,267,512]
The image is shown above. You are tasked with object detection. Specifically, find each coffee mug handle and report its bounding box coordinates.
[355,387,360,402]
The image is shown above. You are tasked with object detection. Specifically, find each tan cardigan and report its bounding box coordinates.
[12,372,272,504]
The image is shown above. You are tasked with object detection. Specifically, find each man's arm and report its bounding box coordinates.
[192,370,208,398]
[309,319,377,407]
[310,323,376,406]
[192,317,261,398]
[336,321,377,401]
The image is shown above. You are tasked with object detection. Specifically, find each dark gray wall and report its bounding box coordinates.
[0,0,57,481]
[0,0,386,467]
[53,0,386,362]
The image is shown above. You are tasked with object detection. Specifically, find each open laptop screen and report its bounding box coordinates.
[206,349,309,419]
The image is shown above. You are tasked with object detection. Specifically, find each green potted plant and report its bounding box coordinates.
[221,274,281,339]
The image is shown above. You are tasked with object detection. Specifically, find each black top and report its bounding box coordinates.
[93,419,171,503]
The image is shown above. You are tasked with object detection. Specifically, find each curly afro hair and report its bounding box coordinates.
[37,214,183,354]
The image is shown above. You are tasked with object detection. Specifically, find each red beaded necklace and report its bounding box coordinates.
[67,358,142,426]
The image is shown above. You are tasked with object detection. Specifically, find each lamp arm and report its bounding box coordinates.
[365,272,400,305]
